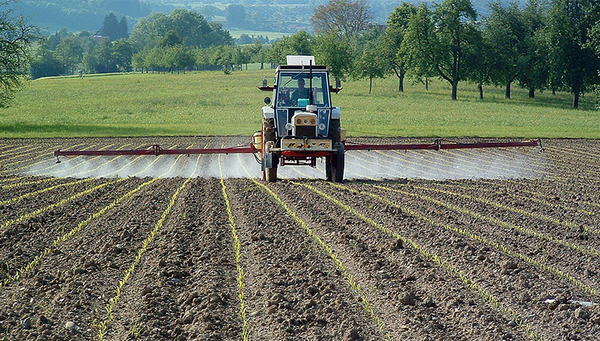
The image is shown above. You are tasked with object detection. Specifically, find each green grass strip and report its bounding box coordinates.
[218,156,251,341]
[299,181,542,341]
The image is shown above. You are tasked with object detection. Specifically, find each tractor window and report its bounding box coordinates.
[277,73,331,108]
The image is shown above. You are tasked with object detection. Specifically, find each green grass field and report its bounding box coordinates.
[0,69,598,139]
[226,28,290,40]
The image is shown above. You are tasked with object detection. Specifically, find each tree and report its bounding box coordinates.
[112,39,133,72]
[1,0,39,107]
[518,0,549,98]
[167,8,211,47]
[383,2,417,92]
[468,31,493,99]
[157,30,182,48]
[268,31,314,64]
[311,0,373,40]
[99,13,123,41]
[129,9,232,52]
[95,38,117,73]
[119,16,129,40]
[54,35,84,74]
[128,12,166,51]
[206,22,233,47]
[590,20,600,56]
[248,41,268,69]
[402,0,481,100]
[354,41,387,93]
[29,39,62,79]
[484,1,529,98]
[542,0,600,108]
[314,33,354,79]
[163,45,195,73]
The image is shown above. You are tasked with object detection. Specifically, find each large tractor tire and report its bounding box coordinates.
[326,143,344,182]
[265,160,278,182]
[329,119,341,144]
[326,119,344,182]
[262,118,277,182]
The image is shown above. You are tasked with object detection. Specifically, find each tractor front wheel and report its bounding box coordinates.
[265,163,277,182]
[326,143,344,182]
[262,118,277,182]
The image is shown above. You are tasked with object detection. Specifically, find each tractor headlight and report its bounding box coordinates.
[318,123,326,131]
[285,122,293,131]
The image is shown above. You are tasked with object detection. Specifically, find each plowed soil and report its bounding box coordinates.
[0,137,599,341]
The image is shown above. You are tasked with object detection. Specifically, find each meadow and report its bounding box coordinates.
[0,68,598,138]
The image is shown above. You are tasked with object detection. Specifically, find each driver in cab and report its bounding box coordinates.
[291,78,309,106]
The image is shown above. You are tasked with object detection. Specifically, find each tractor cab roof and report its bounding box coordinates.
[276,55,329,73]
[276,64,329,72]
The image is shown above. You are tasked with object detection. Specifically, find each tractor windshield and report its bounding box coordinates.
[276,72,331,108]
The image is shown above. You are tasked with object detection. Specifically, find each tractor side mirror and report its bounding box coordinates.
[262,78,267,87]
[336,77,341,88]
[264,97,271,105]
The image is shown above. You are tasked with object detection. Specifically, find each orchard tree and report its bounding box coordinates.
[484,1,529,98]
[95,38,117,73]
[591,20,600,56]
[163,45,195,73]
[1,0,39,107]
[268,31,314,64]
[29,39,61,79]
[542,0,600,108]
[247,41,267,69]
[403,0,481,100]
[468,32,493,99]
[518,0,549,98]
[311,0,373,40]
[112,39,133,72]
[354,38,387,93]
[314,33,354,79]
[382,2,417,92]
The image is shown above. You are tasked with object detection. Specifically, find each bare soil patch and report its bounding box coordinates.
[0,137,598,340]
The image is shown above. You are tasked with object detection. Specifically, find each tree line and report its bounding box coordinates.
[308,0,600,108]
[3,0,600,109]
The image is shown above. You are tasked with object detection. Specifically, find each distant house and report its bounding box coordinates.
[93,31,109,44]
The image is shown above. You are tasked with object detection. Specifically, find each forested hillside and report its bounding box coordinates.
[12,0,149,33]
[13,0,527,34]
